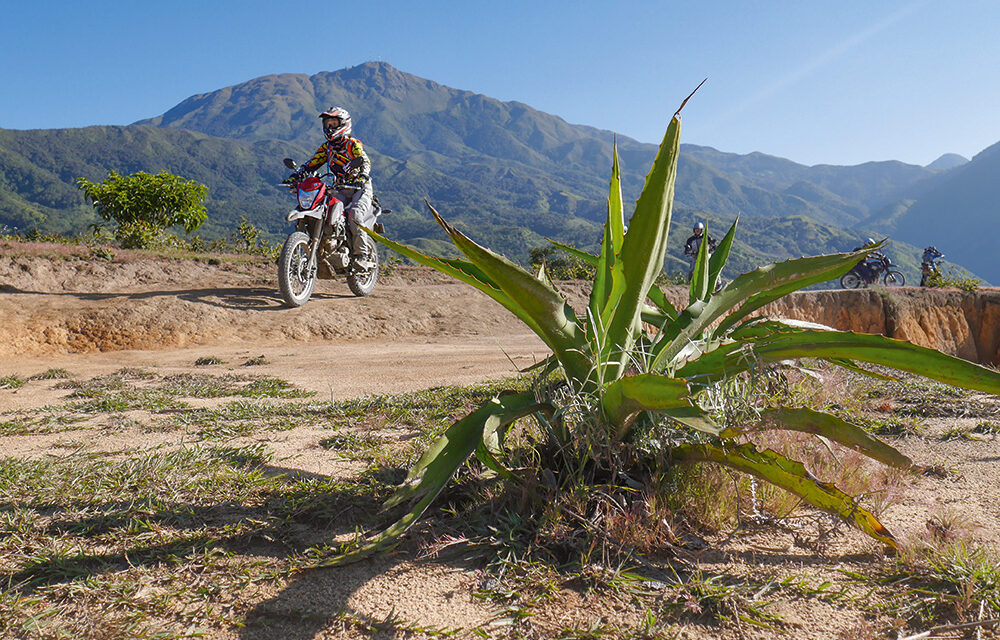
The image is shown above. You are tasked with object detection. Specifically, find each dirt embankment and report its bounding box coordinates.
[2,252,999,365]
[761,288,1000,366]
[0,254,532,358]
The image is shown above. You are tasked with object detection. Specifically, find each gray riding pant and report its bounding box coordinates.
[333,183,375,257]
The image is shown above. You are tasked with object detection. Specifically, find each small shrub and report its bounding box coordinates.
[927,266,981,291]
[242,355,269,367]
[195,356,227,366]
[529,246,595,280]
[0,375,26,390]
[87,246,115,261]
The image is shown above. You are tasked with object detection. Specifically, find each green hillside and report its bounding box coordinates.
[0,61,984,282]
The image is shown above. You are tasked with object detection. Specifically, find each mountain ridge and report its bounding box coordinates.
[2,61,992,282]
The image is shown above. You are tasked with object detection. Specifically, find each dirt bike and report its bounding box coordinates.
[920,253,944,287]
[276,158,388,307]
[840,253,905,289]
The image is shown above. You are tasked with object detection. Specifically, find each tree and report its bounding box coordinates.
[76,170,208,248]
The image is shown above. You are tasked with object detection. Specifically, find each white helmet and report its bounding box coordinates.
[319,106,352,143]
[694,222,704,232]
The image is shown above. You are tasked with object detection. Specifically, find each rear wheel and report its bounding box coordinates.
[883,270,905,287]
[278,231,316,307]
[347,248,379,297]
[840,272,862,289]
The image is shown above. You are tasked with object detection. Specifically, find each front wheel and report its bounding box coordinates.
[278,231,316,307]
[347,249,379,297]
[883,270,905,287]
[840,272,862,289]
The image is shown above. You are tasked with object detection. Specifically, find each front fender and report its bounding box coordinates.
[286,207,324,223]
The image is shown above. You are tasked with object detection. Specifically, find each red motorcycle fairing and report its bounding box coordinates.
[296,177,327,210]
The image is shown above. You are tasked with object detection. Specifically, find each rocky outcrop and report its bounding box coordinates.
[760,288,1000,366]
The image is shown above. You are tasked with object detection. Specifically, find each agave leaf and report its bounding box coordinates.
[673,442,896,548]
[714,243,883,336]
[545,240,678,321]
[689,232,711,304]
[826,358,899,381]
[591,142,626,332]
[548,239,598,266]
[660,405,722,435]
[602,373,695,439]
[536,260,553,288]
[546,242,674,329]
[722,406,912,468]
[425,205,592,385]
[476,428,517,481]
[679,322,1000,395]
[601,111,684,380]
[646,285,678,320]
[364,226,545,339]
[707,216,739,295]
[317,393,546,567]
[649,247,880,371]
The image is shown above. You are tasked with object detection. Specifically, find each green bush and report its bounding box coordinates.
[927,266,981,291]
[77,170,208,249]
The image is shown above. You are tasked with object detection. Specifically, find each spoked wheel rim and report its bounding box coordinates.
[287,241,312,296]
[353,265,377,289]
[840,273,861,289]
[883,271,905,287]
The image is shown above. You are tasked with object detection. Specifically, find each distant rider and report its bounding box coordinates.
[684,222,717,280]
[286,107,377,267]
[920,245,944,286]
[851,237,885,283]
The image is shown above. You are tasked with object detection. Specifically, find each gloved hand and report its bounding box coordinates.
[282,171,303,186]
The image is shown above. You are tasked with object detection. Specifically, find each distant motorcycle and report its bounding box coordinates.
[920,252,944,287]
[276,158,388,307]
[840,253,905,289]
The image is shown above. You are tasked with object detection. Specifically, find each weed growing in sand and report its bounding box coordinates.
[242,355,269,366]
[0,375,26,390]
[194,356,227,366]
[28,368,74,380]
[846,544,1000,632]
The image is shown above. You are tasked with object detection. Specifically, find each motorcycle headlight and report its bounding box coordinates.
[297,187,322,210]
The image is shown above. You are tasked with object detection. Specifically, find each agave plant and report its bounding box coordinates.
[321,92,1000,565]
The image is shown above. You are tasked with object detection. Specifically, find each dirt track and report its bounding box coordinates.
[0,252,551,405]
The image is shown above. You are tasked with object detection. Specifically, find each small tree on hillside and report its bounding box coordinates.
[76,170,208,249]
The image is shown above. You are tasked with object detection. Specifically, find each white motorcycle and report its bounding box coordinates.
[276,158,388,307]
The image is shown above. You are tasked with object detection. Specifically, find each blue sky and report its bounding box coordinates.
[2,0,998,166]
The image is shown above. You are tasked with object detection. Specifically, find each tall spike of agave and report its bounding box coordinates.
[320,93,1000,566]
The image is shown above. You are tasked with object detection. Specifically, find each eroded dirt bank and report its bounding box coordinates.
[2,253,999,365]
[761,287,1000,366]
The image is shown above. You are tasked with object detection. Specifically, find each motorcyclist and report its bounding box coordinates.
[286,107,377,268]
[920,245,944,286]
[851,237,885,283]
[684,222,717,280]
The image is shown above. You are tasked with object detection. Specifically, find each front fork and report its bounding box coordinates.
[304,217,324,277]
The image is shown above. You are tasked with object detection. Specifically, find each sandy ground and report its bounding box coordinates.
[3,249,1000,639]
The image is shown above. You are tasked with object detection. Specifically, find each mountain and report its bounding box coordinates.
[0,61,983,282]
[137,62,936,225]
[926,153,969,171]
[864,141,1000,283]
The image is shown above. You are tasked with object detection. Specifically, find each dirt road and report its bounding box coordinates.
[0,252,549,409]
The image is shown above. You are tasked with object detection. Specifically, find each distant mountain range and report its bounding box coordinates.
[1,61,995,282]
